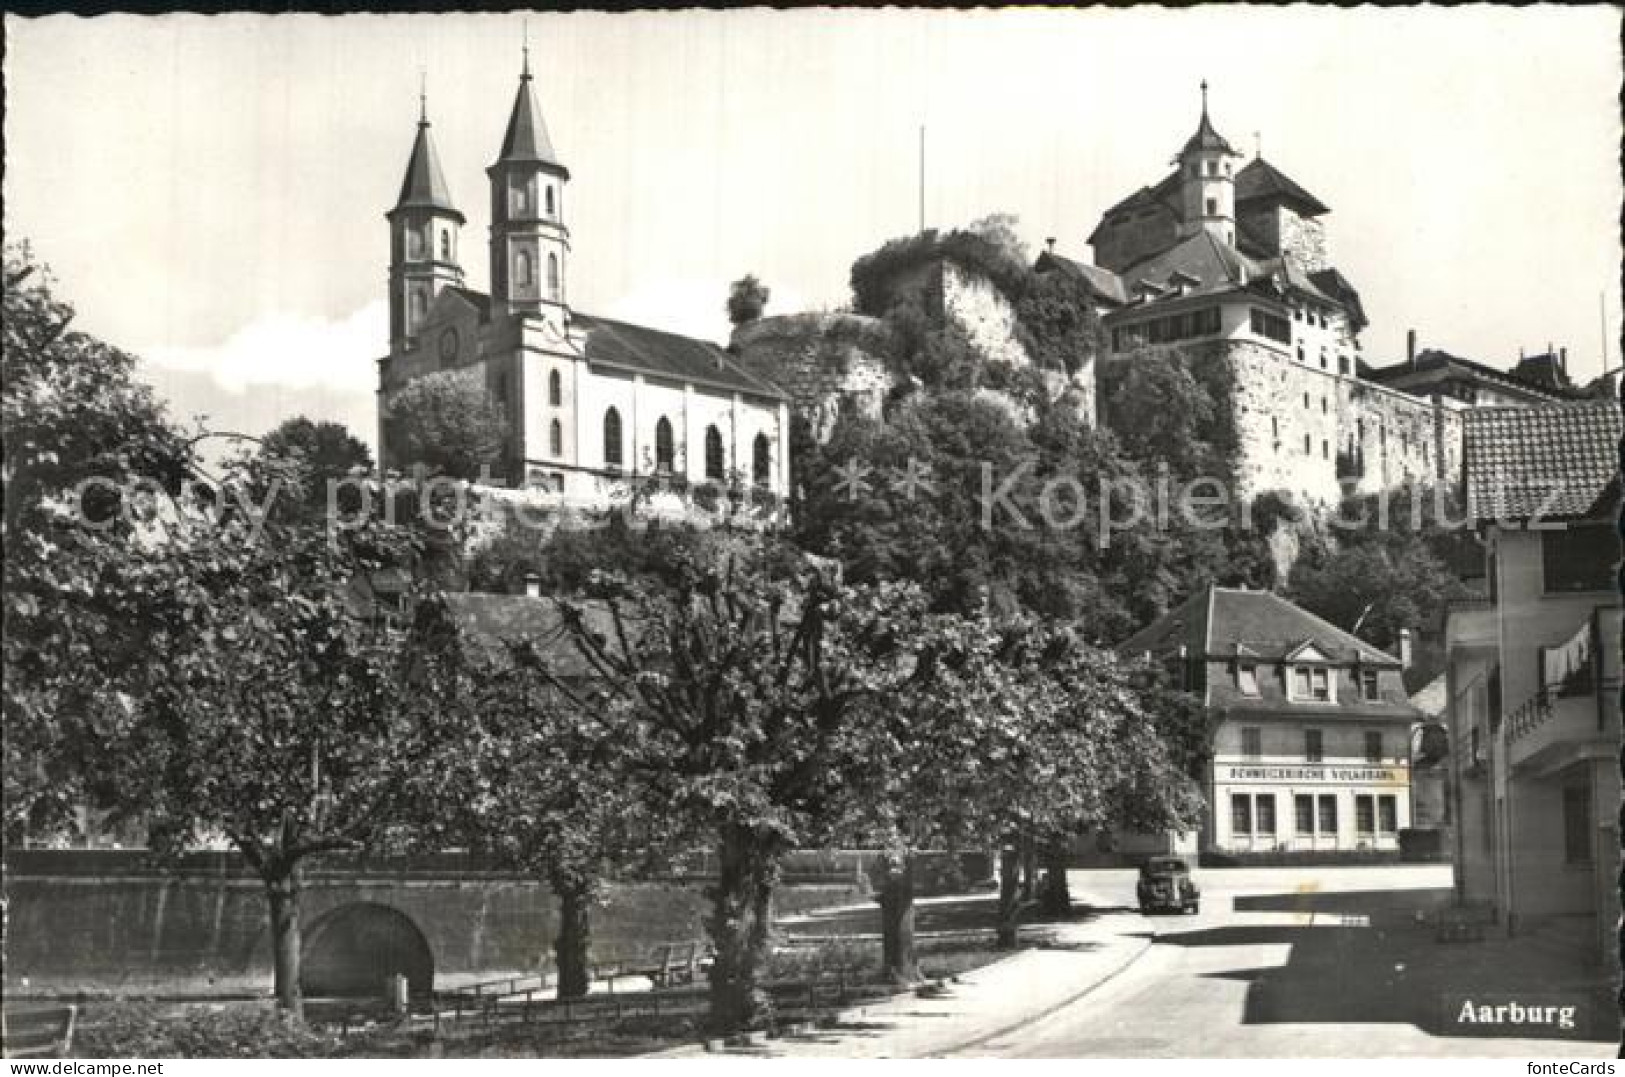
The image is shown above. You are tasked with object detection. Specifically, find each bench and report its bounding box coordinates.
[598,941,706,990]
[3,1004,78,1059]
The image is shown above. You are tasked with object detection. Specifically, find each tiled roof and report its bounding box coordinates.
[496,72,568,176]
[1463,400,1622,522]
[393,119,464,222]
[1363,348,1579,402]
[1088,171,1181,243]
[1235,157,1330,217]
[572,311,788,399]
[1119,585,1400,666]
[1113,230,1262,303]
[1307,267,1366,332]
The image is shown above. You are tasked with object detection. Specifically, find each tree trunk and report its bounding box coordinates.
[996,839,1022,949]
[705,823,780,1031]
[553,879,593,1000]
[265,866,303,1019]
[1039,843,1071,917]
[1019,833,1038,903]
[877,854,919,985]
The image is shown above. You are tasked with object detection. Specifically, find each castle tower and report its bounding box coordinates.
[386,91,466,351]
[1175,81,1242,245]
[488,47,571,324]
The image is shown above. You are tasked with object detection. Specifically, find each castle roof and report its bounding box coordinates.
[1033,250,1129,306]
[1235,157,1330,217]
[392,115,464,222]
[1510,350,1572,391]
[1364,348,1581,403]
[494,64,568,177]
[1463,400,1621,522]
[1178,98,1239,159]
[1115,229,1262,303]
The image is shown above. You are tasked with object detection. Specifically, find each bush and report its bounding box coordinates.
[73,1002,361,1058]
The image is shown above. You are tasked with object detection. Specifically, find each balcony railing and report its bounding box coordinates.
[1504,692,1553,745]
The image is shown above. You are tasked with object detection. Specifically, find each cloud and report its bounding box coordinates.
[139,301,386,395]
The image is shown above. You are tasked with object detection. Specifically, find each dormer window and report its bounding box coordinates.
[1237,662,1259,696]
[1291,666,1331,702]
[1360,669,1380,701]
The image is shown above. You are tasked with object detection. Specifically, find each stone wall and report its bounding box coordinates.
[730,312,895,443]
[1224,339,1462,509]
[939,261,1032,369]
[1237,205,1329,274]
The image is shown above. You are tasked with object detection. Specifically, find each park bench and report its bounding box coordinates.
[598,941,706,990]
[2,1004,78,1058]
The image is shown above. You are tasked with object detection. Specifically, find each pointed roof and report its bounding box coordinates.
[392,109,464,222]
[1178,82,1238,159]
[1235,157,1330,217]
[494,59,569,177]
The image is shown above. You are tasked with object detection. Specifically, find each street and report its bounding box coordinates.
[955,865,1615,1057]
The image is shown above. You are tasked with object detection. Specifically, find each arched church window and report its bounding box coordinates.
[516,251,532,287]
[704,425,725,481]
[548,369,562,407]
[514,182,530,216]
[545,185,556,217]
[752,433,771,487]
[547,254,560,301]
[655,417,674,473]
[440,230,450,260]
[549,418,563,458]
[603,408,624,469]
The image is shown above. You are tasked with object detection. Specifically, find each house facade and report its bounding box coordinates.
[1443,399,1621,964]
[1122,585,1419,858]
[376,53,790,507]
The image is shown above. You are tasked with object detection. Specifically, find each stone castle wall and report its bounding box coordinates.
[1224,339,1462,508]
[939,261,1033,368]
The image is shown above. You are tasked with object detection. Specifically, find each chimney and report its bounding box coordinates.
[1406,329,1417,365]
[1559,346,1568,374]
[524,573,542,598]
[1045,237,1056,254]
[1398,628,1413,670]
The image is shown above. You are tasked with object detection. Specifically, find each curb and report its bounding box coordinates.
[934,912,1158,1057]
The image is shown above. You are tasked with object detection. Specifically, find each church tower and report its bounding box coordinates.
[386,93,465,351]
[488,47,571,324]
[1175,81,1241,245]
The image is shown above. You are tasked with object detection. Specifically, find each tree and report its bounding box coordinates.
[259,416,374,519]
[79,456,466,1018]
[411,595,679,999]
[388,370,509,482]
[3,241,196,844]
[726,275,770,327]
[545,543,912,1030]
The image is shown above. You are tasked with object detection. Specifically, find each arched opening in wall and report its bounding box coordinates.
[604,408,623,469]
[546,254,560,302]
[704,425,724,481]
[752,432,771,487]
[548,369,563,407]
[545,185,556,217]
[549,418,563,458]
[516,250,533,287]
[301,903,433,999]
[655,417,674,473]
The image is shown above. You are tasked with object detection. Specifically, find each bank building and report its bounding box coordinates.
[1121,585,1421,856]
[375,50,791,504]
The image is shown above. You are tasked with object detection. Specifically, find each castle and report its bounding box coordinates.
[375,53,791,508]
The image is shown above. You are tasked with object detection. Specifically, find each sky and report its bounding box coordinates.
[4,7,1621,455]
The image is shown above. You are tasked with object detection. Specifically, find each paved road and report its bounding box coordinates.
[956,865,1615,1057]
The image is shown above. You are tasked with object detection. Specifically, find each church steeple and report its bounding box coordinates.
[386,89,465,350]
[488,45,571,319]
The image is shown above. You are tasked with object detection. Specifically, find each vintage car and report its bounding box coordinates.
[1136,856,1200,914]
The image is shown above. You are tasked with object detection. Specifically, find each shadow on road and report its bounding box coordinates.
[1152,888,1612,1043]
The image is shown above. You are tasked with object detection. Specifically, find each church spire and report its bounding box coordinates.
[495,46,568,176]
[393,89,463,222]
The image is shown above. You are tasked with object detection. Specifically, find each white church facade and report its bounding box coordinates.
[376,52,790,505]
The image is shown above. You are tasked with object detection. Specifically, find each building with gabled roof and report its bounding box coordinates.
[1122,584,1420,858]
[376,50,789,509]
[1443,397,1620,964]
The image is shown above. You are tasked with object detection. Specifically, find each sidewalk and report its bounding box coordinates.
[654,894,1152,1059]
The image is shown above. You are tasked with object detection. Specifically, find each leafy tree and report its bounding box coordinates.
[726,274,770,327]
[2,241,196,843]
[387,370,509,482]
[259,416,374,519]
[81,457,466,1018]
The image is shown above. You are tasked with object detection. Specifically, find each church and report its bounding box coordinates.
[375,52,790,505]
